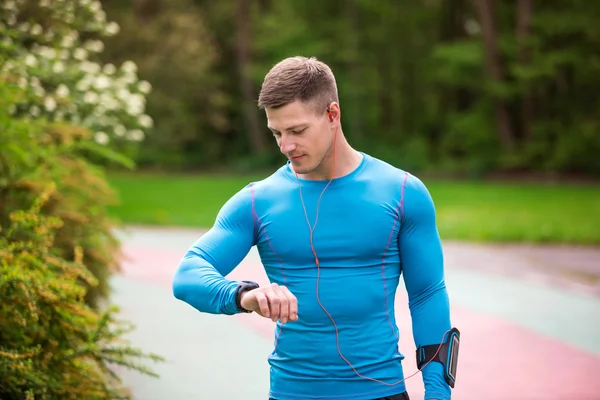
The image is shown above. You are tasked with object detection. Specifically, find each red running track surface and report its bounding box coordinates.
[121,244,600,400]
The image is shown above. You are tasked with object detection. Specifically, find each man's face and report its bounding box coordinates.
[266,100,333,178]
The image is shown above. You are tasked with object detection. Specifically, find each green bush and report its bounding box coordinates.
[0,79,162,398]
[0,80,128,308]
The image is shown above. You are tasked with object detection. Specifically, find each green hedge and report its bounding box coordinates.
[0,80,161,398]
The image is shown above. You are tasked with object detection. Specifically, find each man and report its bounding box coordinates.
[172,56,457,400]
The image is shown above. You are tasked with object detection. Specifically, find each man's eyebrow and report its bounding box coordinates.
[268,124,307,133]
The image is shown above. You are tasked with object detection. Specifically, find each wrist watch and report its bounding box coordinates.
[235,280,259,313]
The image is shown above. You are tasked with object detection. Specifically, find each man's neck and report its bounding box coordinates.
[297,140,363,181]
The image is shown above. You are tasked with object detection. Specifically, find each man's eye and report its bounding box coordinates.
[292,128,306,134]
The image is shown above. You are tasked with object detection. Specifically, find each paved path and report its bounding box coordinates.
[109,226,600,400]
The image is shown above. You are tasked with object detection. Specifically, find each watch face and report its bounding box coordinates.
[242,282,259,291]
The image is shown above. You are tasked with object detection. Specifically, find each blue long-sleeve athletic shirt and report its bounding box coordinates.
[172,153,452,400]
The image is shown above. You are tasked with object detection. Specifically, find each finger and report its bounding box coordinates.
[266,289,281,322]
[254,291,270,318]
[276,287,290,324]
[281,286,298,321]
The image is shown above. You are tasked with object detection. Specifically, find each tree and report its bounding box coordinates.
[235,0,266,155]
[473,0,515,149]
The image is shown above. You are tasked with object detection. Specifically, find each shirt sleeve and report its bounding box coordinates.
[172,183,257,315]
[398,173,453,400]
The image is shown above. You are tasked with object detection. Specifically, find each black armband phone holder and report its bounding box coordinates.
[416,327,460,388]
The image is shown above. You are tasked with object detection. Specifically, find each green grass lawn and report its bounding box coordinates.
[106,172,600,245]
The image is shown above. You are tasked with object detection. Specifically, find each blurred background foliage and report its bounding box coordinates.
[99,0,600,179]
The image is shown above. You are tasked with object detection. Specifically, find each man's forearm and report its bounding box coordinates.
[410,282,452,400]
[172,252,240,315]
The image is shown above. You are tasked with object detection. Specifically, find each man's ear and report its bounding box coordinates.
[327,102,340,123]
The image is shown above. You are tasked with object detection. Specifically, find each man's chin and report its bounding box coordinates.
[290,162,315,175]
[292,167,310,175]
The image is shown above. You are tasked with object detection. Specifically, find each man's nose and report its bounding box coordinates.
[279,135,296,154]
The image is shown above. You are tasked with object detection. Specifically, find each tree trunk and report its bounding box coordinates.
[235,0,266,154]
[517,0,533,140]
[345,0,363,141]
[473,0,515,149]
[132,0,162,22]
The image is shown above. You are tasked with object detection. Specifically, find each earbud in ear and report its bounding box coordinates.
[329,112,334,122]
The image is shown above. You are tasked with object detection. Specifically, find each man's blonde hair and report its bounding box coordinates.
[257,56,339,114]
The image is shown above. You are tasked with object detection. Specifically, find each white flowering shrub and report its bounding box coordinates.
[0,4,164,398]
[0,0,153,149]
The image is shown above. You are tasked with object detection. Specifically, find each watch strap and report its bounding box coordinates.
[235,280,259,313]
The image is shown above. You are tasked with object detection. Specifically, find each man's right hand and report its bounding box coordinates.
[240,283,298,324]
